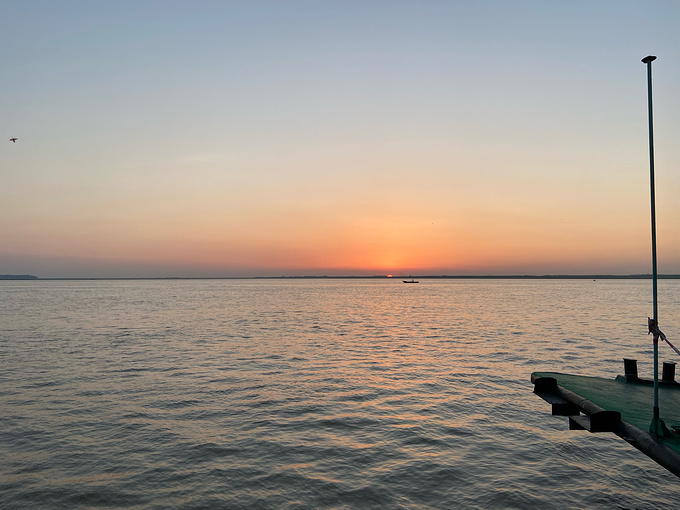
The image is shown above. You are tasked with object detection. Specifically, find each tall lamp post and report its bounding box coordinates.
[642,55,667,437]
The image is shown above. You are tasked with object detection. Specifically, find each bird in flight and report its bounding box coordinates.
[9,138,17,143]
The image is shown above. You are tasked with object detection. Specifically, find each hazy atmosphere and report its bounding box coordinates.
[2,1,679,278]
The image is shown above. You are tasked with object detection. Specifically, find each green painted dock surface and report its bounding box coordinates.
[533,371,680,454]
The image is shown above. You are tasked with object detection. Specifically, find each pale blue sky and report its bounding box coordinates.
[2,1,679,277]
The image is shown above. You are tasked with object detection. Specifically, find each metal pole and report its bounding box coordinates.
[642,55,663,435]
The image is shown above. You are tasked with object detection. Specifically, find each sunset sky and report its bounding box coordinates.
[2,1,679,278]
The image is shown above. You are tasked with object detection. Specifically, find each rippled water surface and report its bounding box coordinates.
[2,278,680,509]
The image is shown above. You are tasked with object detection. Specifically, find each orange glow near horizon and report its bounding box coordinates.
[1,199,669,277]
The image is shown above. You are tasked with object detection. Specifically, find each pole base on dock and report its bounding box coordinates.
[650,406,672,437]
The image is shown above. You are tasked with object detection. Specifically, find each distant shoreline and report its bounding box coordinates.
[3,274,680,281]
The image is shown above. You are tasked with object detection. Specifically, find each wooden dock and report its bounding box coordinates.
[531,368,680,478]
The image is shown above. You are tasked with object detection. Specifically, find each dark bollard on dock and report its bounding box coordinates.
[623,358,639,381]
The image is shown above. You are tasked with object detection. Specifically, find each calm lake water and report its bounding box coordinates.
[1,278,680,509]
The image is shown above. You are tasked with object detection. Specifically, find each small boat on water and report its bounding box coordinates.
[403,276,419,284]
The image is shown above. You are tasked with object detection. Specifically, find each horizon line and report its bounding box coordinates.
[3,274,680,281]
